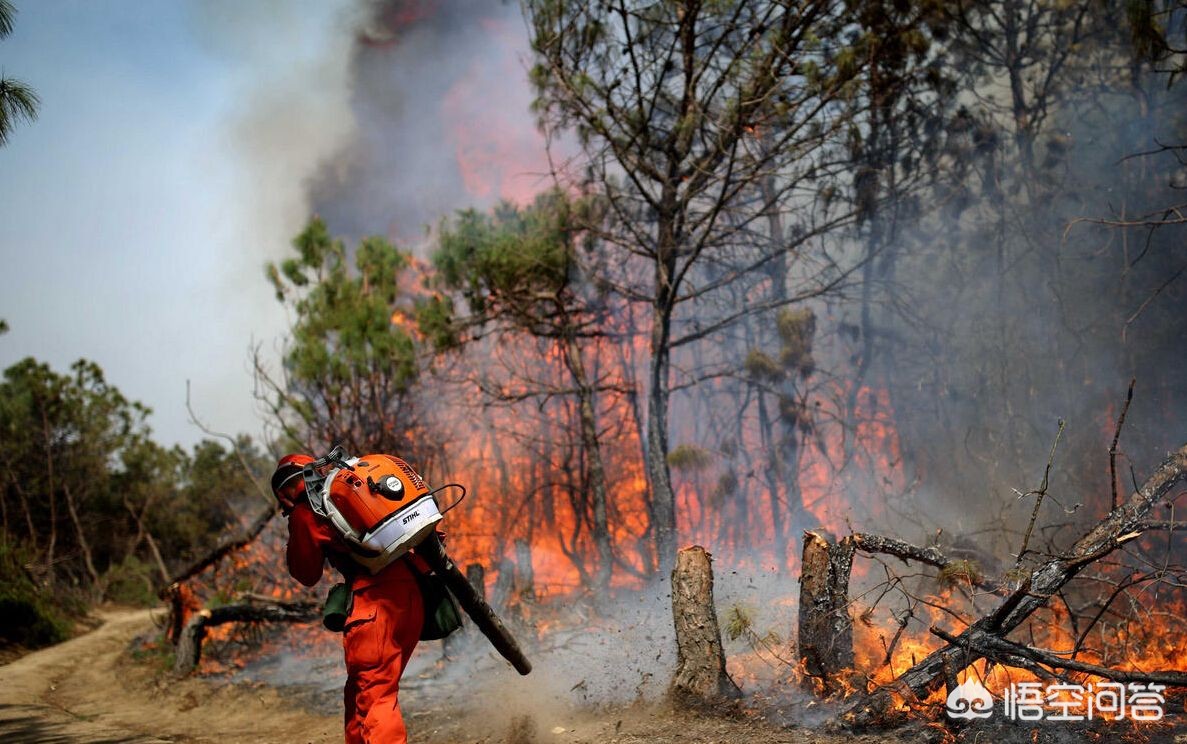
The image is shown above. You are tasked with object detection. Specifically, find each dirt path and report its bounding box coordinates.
[0,608,339,743]
[0,608,903,744]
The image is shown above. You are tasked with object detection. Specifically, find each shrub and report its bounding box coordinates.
[102,555,157,607]
[0,541,72,648]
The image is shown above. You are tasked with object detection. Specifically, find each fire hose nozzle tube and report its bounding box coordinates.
[416,532,533,676]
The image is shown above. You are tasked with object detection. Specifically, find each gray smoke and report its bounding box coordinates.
[307,0,552,245]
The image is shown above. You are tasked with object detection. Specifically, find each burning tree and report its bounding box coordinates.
[526,0,871,571]
[425,190,627,592]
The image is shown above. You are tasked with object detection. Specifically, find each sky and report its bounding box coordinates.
[0,1,359,448]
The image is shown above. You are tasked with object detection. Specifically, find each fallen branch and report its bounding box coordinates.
[840,443,1187,729]
[930,626,1187,688]
[1135,521,1187,531]
[852,533,1004,595]
[157,504,278,598]
[173,596,318,675]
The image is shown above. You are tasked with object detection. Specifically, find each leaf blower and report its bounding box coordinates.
[302,445,532,675]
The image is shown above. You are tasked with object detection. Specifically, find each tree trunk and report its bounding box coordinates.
[514,539,535,602]
[492,556,516,611]
[647,299,677,574]
[757,392,789,572]
[41,408,57,587]
[669,546,741,705]
[63,483,101,594]
[561,335,614,593]
[797,531,856,692]
[465,563,486,600]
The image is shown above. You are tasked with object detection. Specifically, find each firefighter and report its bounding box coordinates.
[272,453,425,744]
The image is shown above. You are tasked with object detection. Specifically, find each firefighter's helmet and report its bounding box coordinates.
[272,453,314,513]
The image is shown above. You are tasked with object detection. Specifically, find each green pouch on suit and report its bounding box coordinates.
[323,582,351,632]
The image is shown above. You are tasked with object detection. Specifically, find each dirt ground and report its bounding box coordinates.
[0,607,910,744]
[1,609,1180,744]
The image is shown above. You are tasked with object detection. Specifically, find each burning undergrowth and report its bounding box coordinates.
[175,514,1187,735]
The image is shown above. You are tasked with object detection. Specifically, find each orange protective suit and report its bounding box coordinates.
[287,500,425,744]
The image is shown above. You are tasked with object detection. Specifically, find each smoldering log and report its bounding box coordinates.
[839,443,1187,730]
[798,531,855,689]
[797,530,1006,691]
[669,545,741,704]
[173,597,318,675]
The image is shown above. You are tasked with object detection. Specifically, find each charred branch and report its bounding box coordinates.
[839,443,1187,730]
[158,504,278,599]
[172,596,318,675]
[852,532,1005,595]
[929,626,1187,688]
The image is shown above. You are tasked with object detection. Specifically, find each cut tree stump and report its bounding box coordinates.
[798,531,855,692]
[669,545,741,704]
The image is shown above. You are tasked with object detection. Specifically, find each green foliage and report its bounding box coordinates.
[431,190,579,342]
[273,223,417,395]
[709,469,739,507]
[938,559,982,589]
[723,603,754,642]
[0,354,259,612]
[128,636,175,674]
[0,2,14,37]
[743,349,783,382]
[666,444,713,471]
[0,540,71,648]
[0,2,38,146]
[775,308,816,377]
[414,295,459,351]
[744,308,817,394]
[263,218,425,454]
[101,555,156,607]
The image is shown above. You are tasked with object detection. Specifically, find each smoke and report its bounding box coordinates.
[306,0,553,245]
[187,0,360,264]
[856,75,1187,540]
[236,569,809,727]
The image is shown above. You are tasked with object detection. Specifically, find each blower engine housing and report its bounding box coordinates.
[315,454,443,574]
